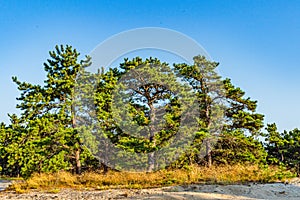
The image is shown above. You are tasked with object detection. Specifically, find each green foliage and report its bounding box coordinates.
[1,45,297,178]
[173,56,265,167]
[213,130,267,165]
[93,57,185,171]
[0,45,95,177]
[265,123,300,175]
[222,78,264,134]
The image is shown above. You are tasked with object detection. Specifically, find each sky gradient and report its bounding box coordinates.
[0,0,300,132]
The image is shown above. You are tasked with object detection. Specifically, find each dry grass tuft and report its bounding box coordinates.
[8,164,296,192]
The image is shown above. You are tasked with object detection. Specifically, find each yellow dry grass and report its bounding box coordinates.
[8,164,296,193]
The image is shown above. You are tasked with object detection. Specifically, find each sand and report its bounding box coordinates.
[1,178,300,199]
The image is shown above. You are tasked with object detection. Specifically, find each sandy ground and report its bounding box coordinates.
[1,178,300,199]
[0,180,12,192]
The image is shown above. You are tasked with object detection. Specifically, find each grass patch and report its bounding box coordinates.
[7,164,297,192]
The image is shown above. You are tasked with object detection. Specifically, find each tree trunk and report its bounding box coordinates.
[206,139,212,168]
[148,103,156,172]
[205,100,212,168]
[72,103,81,174]
[103,164,109,174]
[75,149,81,174]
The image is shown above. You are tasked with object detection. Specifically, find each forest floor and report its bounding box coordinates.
[1,178,300,200]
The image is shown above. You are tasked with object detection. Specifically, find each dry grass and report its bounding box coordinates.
[8,164,296,193]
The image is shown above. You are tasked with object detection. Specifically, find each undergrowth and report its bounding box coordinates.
[7,164,297,193]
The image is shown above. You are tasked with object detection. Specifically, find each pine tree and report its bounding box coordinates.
[174,56,265,167]
[266,123,300,175]
[9,45,92,176]
[94,57,193,171]
[174,55,224,167]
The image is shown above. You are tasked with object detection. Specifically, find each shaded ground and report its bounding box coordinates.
[0,178,300,199]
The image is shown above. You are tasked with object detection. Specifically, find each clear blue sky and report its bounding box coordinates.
[0,0,299,132]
